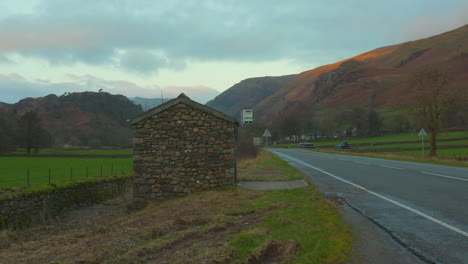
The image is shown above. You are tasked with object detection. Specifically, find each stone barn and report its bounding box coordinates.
[130,93,238,201]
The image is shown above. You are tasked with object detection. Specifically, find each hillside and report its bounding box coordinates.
[0,92,143,147]
[208,25,468,132]
[206,75,296,119]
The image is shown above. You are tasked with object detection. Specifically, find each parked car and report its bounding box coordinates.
[335,141,352,149]
[298,142,319,149]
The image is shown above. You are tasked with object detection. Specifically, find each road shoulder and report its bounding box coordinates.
[339,204,425,264]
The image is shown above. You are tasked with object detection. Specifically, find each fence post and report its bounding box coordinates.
[48,168,51,184]
[70,167,73,180]
[27,168,30,187]
[111,164,114,176]
[100,165,103,177]
[121,161,123,175]
[86,167,89,178]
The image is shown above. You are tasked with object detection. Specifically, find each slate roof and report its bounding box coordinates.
[130,93,238,125]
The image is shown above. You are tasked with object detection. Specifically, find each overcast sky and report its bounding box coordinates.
[0,0,467,104]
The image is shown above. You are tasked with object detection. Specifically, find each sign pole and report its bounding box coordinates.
[262,129,272,149]
[422,136,424,157]
[418,128,427,157]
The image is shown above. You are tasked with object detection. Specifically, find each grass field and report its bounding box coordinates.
[278,131,468,147]
[276,131,468,159]
[9,148,133,155]
[381,148,468,158]
[0,157,132,189]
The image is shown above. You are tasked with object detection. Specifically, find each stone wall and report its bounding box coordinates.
[0,176,132,229]
[132,102,237,200]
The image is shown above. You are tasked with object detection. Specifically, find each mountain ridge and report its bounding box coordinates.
[208,24,468,131]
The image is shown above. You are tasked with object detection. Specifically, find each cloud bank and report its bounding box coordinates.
[1,0,465,75]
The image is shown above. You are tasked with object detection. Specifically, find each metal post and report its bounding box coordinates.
[422,136,424,157]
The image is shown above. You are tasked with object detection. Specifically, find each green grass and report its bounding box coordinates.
[9,149,133,155]
[355,140,468,150]
[230,187,353,263]
[274,131,468,163]
[238,151,304,181]
[230,151,353,263]
[308,149,468,167]
[275,131,468,147]
[0,157,133,189]
[381,148,468,159]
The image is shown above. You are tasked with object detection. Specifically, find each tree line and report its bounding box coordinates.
[0,110,53,153]
[245,66,467,157]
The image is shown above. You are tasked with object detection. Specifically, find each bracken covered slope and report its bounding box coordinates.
[1,92,143,147]
[208,24,468,126]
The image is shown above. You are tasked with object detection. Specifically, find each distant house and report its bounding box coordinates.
[130,93,238,201]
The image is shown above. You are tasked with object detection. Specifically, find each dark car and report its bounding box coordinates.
[298,142,319,149]
[335,141,352,149]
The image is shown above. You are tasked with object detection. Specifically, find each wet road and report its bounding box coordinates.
[269,149,468,264]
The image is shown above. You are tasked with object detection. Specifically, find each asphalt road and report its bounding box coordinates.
[269,149,468,264]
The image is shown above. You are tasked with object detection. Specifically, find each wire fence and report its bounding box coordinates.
[0,161,133,190]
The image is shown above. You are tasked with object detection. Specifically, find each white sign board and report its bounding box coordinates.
[418,128,427,137]
[241,109,253,124]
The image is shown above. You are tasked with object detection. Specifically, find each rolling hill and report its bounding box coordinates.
[0,92,143,148]
[206,74,297,119]
[207,24,468,131]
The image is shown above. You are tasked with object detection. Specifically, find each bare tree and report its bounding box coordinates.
[410,66,455,157]
[19,111,52,153]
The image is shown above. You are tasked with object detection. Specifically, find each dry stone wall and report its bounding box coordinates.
[132,102,237,200]
[0,176,132,229]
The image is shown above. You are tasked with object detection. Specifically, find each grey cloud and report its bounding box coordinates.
[0,55,13,64]
[119,50,169,74]
[0,0,466,68]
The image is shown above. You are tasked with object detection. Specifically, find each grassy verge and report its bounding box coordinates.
[237,150,304,182]
[0,151,353,264]
[229,187,353,263]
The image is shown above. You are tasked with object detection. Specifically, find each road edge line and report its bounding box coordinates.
[271,150,468,238]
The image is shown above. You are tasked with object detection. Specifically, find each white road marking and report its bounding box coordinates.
[271,150,468,238]
[354,161,370,165]
[421,171,468,182]
[379,165,405,170]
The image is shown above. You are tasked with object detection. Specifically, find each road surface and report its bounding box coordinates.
[269,149,468,264]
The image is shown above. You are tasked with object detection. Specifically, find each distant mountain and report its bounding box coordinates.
[0,92,143,147]
[205,75,296,119]
[130,97,172,111]
[208,24,468,131]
